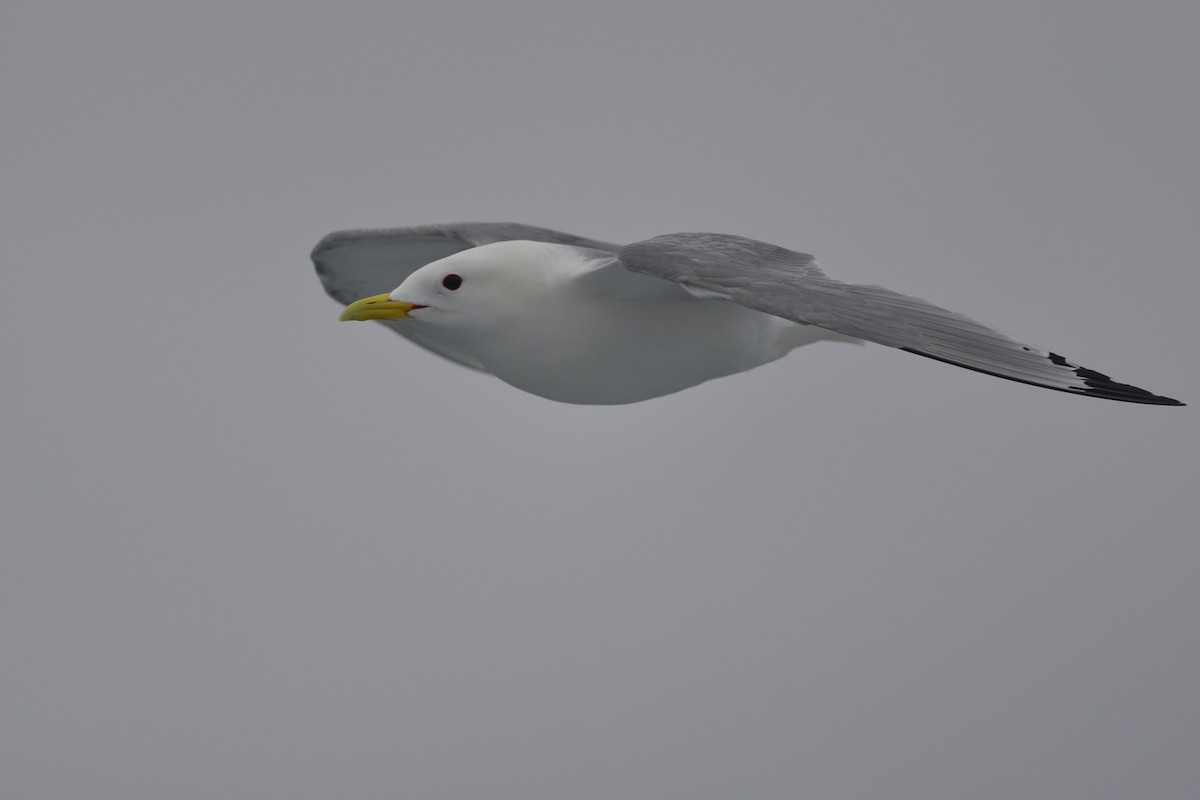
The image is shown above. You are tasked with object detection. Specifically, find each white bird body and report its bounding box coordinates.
[393,241,844,404]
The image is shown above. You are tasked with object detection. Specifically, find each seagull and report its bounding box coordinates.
[313,222,1183,406]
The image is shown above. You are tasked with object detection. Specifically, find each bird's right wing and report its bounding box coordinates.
[619,233,1183,405]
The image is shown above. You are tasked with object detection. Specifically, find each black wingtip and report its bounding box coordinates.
[1046,353,1185,406]
[900,347,1186,406]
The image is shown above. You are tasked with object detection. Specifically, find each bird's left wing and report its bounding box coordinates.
[313,222,621,371]
[618,232,1183,405]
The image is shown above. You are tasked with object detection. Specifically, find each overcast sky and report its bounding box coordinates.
[3,2,1198,798]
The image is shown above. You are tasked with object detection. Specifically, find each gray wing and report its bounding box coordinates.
[313,222,621,371]
[619,233,1183,405]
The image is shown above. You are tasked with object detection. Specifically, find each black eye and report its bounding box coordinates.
[442,273,463,291]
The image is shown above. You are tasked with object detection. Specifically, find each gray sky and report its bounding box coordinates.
[3,2,1197,798]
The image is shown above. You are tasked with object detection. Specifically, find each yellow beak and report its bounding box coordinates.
[339,293,425,322]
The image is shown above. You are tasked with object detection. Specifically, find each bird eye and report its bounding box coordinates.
[442,274,463,291]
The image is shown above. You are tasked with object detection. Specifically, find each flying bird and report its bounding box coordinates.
[314,222,1183,406]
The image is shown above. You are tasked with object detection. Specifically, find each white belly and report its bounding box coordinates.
[468,296,812,404]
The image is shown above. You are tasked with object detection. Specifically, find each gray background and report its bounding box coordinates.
[3,2,1197,798]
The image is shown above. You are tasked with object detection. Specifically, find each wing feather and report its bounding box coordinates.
[618,232,1183,405]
